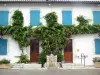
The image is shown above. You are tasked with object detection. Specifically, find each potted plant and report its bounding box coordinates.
[93,57,100,68]
[17,54,30,63]
[12,54,30,68]
[39,52,46,68]
[0,59,11,68]
[57,53,63,68]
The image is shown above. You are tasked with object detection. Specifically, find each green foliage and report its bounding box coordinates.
[77,15,89,26]
[12,10,24,26]
[39,52,46,67]
[0,59,10,64]
[93,57,100,63]
[45,12,58,27]
[57,53,63,62]
[37,12,67,55]
[36,25,67,55]
[1,11,100,61]
[17,54,30,63]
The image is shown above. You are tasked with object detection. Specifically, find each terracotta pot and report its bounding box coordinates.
[0,64,12,69]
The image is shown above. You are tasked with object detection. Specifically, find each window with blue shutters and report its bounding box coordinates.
[93,11,100,24]
[30,10,40,26]
[0,39,7,55]
[0,11,8,26]
[62,10,72,25]
[95,39,100,54]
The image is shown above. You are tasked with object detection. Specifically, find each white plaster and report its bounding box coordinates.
[72,34,100,65]
[0,3,100,65]
[0,3,97,26]
[0,36,21,63]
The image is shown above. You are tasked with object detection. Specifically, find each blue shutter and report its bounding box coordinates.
[93,11,100,24]
[95,39,100,54]
[0,39,7,55]
[62,10,72,25]
[0,11,8,26]
[30,10,40,26]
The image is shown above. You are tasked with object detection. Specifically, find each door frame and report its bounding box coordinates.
[30,39,39,62]
[64,39,73,63]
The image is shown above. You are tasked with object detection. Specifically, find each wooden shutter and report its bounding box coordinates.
[30,10,40,26]
[93,11,100,24]
[0,39,7,55]
[95,39,100,54]
[62,10,72,25]
[0,11,8,26]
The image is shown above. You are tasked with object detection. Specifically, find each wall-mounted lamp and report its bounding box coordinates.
[4,4,6,7]
[49,4,51,6]
[98,5,100,7]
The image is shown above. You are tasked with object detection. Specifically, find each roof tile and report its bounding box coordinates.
[0,0,100,2]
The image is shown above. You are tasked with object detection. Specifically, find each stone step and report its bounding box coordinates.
[48,67,58,70]
[60,63,94,69]
[12,64,41,68]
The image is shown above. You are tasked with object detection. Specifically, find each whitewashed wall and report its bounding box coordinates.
[0,3,100,64]
[0,3,99,26]
[0,36,21,63]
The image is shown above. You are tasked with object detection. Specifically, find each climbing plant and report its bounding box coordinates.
[36,12,67,55]
[44,12,58,27]
[77,15,89,26]
[12,10,24,26]
[0,11,100,56]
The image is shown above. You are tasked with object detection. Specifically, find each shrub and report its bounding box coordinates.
[17,54,30,63]
[77,15,89,26]
[0,59,10,64]
[12,10,24,26]
[39,52,46,67]
[44,12,58,27]
[57,53,63,62]
[93,57,100,63]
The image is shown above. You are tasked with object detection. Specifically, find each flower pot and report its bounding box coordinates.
[0,64,12,69]
[94,62,100,68]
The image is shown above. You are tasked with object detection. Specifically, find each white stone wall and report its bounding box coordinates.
[0,3,100,64]
[0,3,99,26]
[0,36,21,63]
[72,34,100,65]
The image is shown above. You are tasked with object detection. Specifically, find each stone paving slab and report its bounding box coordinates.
[0,68,100,75]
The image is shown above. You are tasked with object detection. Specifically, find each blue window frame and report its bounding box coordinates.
[93,11,100,24]
[0,39,7,55]
[0,11,8,26]
[95,39,100,54]
[62,10,72,25]
[30,10,40,26]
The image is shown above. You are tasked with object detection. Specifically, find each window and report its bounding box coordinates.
[0,11,8,26]
[93,11,100,24]
[0,39,7,55]
[95,39,100,54]
[62,10,72,25]
[30,10,40,26]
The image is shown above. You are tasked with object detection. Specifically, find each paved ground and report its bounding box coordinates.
[0,69,100,75]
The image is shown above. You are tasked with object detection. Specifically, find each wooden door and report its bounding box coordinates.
[30,39,39,62]
[64,39,73,63]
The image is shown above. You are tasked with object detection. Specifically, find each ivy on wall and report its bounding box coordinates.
[12,10,24,26]
[77,15,89,26]
[0,11,100,54]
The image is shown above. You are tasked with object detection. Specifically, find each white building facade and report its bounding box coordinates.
[0,0,100,65]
